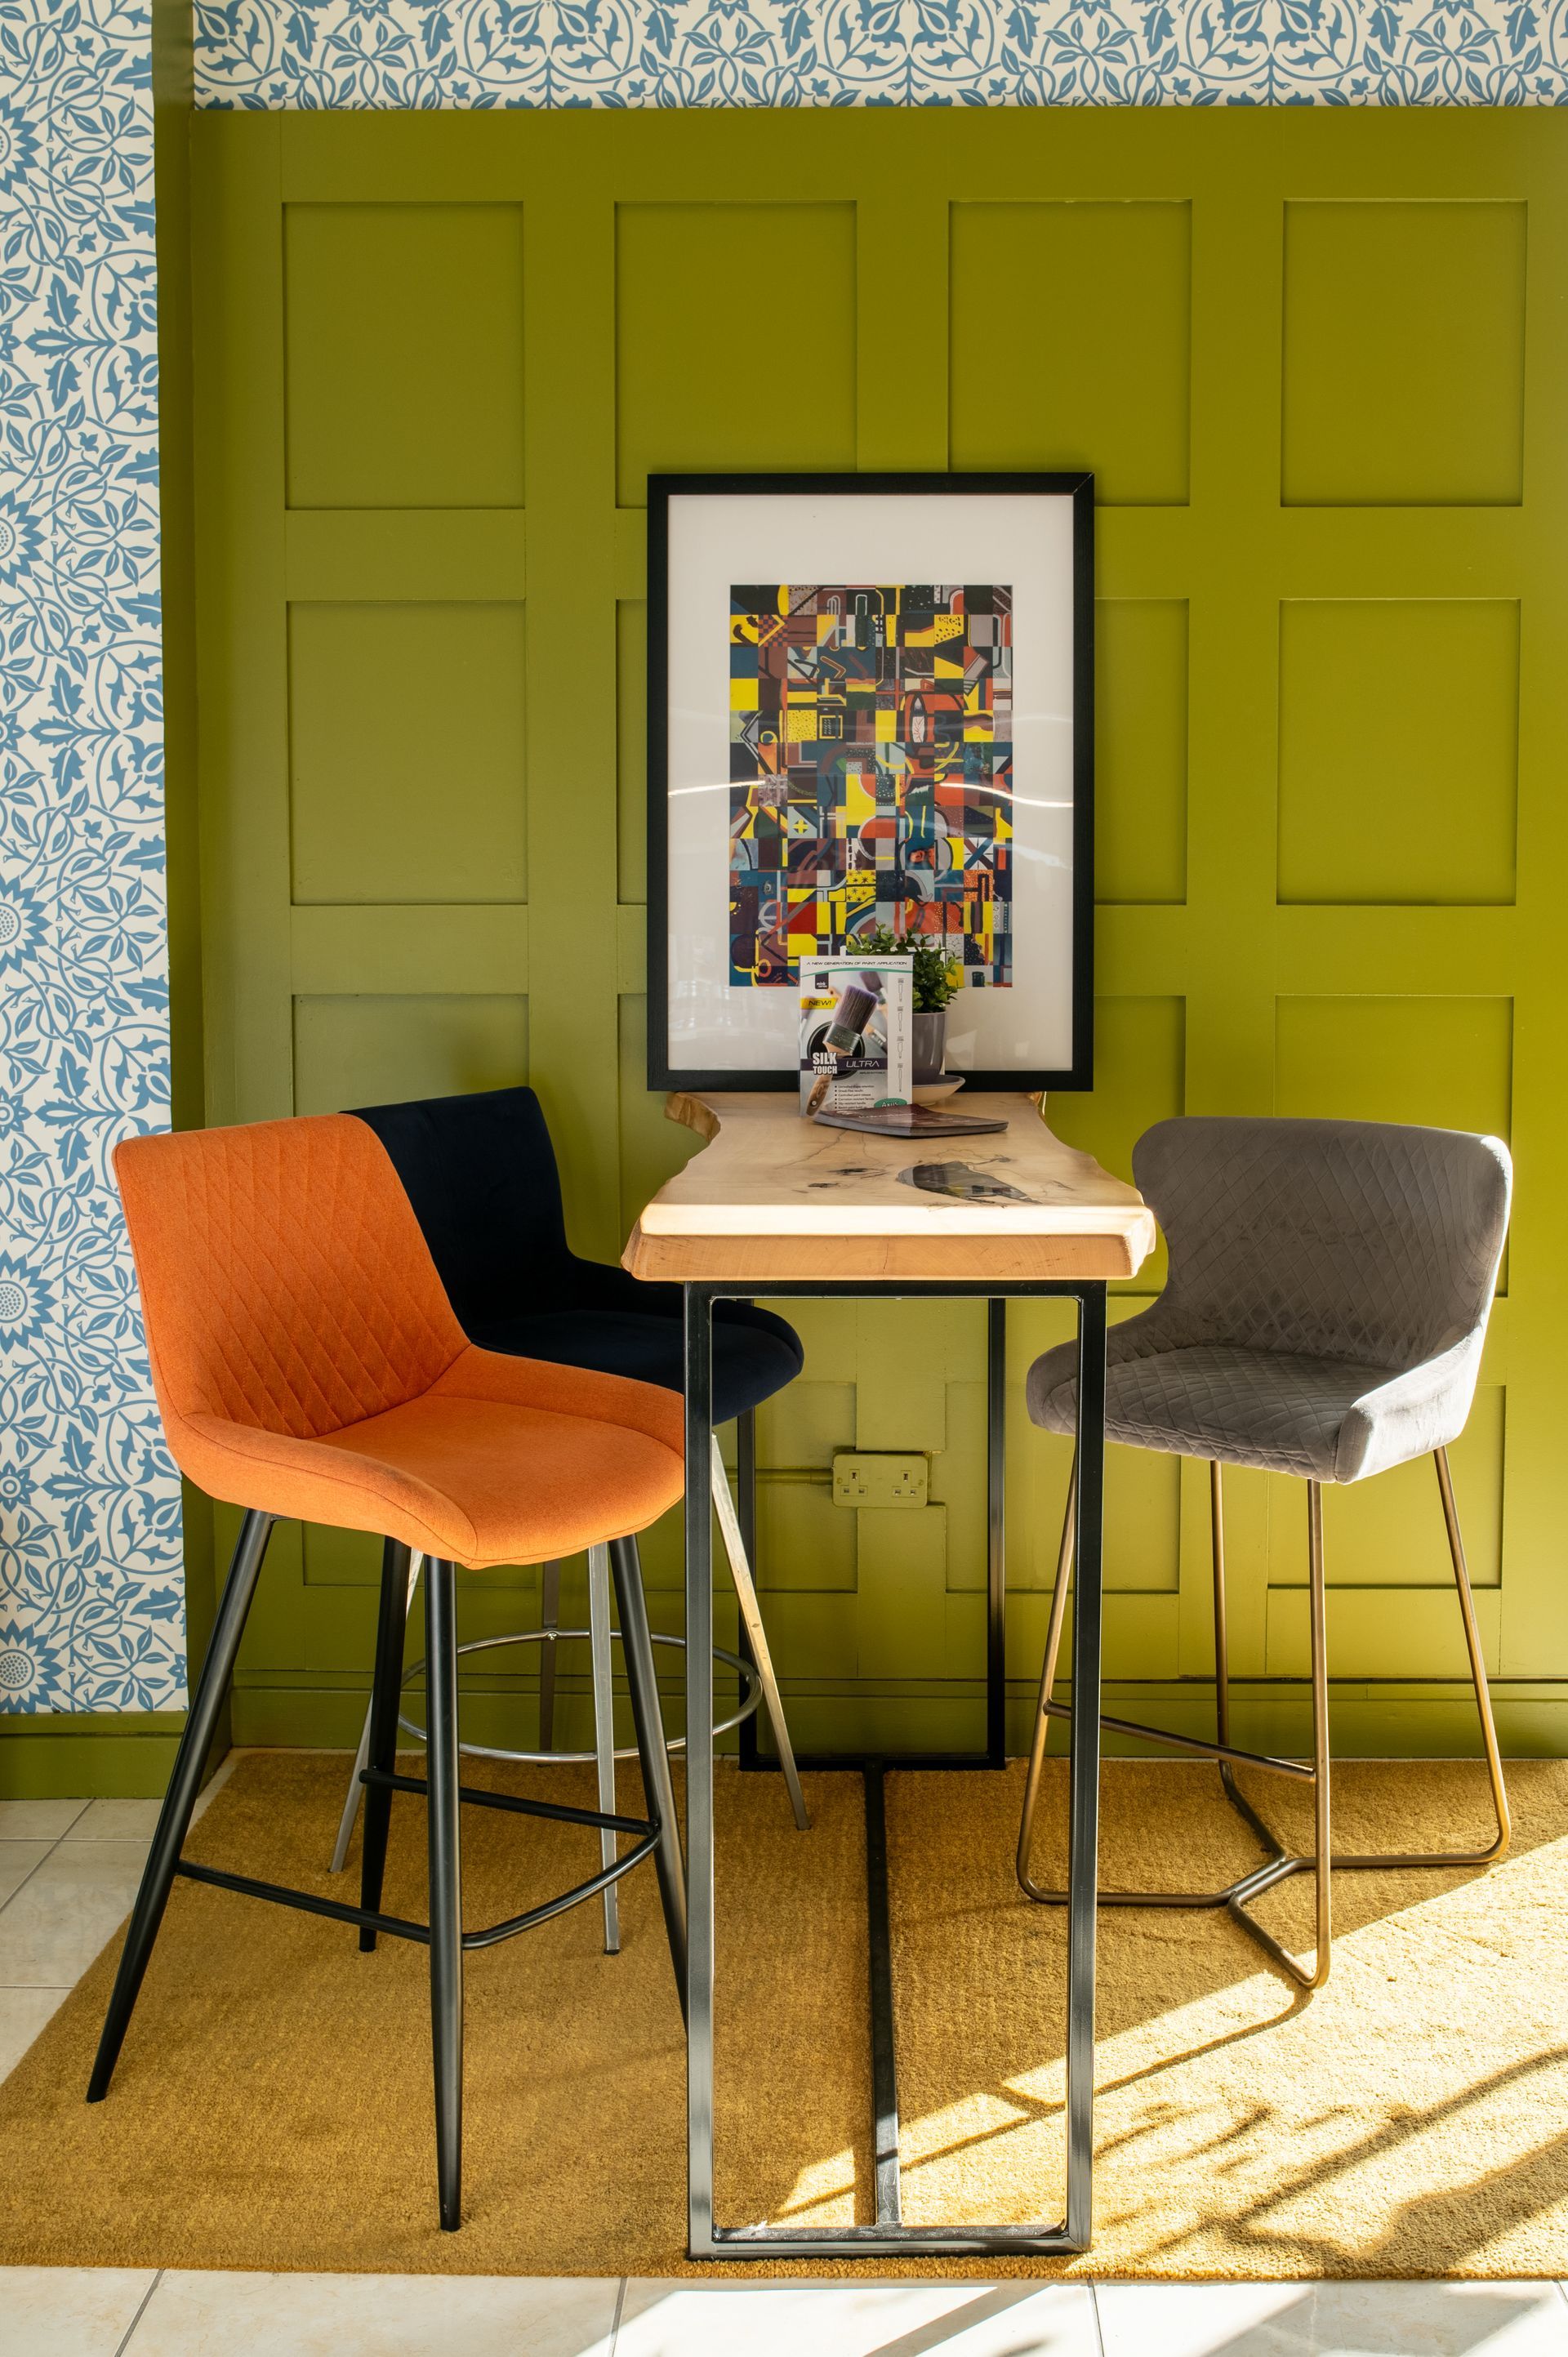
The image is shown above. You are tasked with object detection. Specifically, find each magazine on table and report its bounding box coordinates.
[812,1104,1009,1139]
[798,958,912,1116]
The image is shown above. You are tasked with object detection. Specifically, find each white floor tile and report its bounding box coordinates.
[0,1798,89,1840]
[66,1799,163,1840]
[0,1984,69,2079]
[615,2281,1098,2356]
[0,1839,149,1988]
[0,2265,158,2357]
[0,1840,52,1905]
[1094,2279,1568,2356]
[127,2270,621,2357]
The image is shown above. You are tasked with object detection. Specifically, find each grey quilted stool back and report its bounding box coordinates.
[1018,1114,1512,1998]
[1027,1116,1511,1481]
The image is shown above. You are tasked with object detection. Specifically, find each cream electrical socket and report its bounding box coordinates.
[831,1452,929,1509]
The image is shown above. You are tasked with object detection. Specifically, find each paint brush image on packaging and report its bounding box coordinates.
[799,958,912,1115]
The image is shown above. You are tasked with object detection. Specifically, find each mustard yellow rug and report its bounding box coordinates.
[0,1751,1565,2279]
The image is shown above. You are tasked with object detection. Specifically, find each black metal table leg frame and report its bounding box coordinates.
[610,1533,689,2016]
[863,1762,901,2226]
[88,1509,277,2102]
[360,1538,413,1952]
[683,1278,1108,2261]
[987,1299,1007,1768]
[685,1281,719,2252]
[425,1555,464,2231]
[1065,1285,1107,2248]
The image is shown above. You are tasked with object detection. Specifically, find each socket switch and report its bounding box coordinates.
[831,1451,929,1510]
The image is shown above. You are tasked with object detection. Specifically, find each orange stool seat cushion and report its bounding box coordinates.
[114,1114,684,1569]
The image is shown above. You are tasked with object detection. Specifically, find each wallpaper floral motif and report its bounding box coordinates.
[0,0,184,1713]
[194,0,1568,109]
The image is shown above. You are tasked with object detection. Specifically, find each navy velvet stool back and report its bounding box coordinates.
[351,1086,803,1424]
[351,1087,579,1326]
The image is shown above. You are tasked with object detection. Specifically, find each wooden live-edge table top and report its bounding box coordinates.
[621,1092,1156,1285]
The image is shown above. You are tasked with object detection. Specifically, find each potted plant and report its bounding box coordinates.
[862,925,964,1082]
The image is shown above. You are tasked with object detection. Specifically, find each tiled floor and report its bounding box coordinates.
[6,2273,1566,2356]
[2,1776,1566,2356]
[0,1793,158,2074]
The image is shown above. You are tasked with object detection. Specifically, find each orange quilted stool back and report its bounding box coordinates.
[115,1113,466,1455]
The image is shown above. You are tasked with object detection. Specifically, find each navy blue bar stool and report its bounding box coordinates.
[329,1087,809,1944]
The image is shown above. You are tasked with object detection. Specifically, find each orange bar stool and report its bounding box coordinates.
[87,1113,688,2231]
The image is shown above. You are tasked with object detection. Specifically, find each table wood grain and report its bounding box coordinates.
[621,1092,1156,1284]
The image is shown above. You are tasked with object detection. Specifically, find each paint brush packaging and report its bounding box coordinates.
[798,958,912,1115]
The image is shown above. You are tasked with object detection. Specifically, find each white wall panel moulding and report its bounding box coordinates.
[194,0,1568,109]
[0,0,185,1716]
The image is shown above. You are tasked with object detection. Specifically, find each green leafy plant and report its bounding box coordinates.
[859,924,964,1013]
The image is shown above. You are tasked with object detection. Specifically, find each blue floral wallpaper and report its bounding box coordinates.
[194,0,1568,109]
[0,0,185,1714]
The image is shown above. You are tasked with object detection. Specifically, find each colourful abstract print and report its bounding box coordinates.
[728,584,1013,990]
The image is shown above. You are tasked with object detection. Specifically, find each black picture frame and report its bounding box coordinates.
[647,471,1094,1094]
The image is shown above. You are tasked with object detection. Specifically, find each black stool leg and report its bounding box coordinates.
[359,1539,413,1952]
[424,1555,464,2230]
[610,1535,688,2019]
[87,1509,275,2102]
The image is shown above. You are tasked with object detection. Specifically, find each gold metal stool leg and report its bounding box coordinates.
[1015,1445,1507,1998]
[1014,1455,1076,1897]
[1237,1449,1510,1878]
[710,1434,809,1831]
[1426,1446,1512,1865]
[1217,1483,1332,1991]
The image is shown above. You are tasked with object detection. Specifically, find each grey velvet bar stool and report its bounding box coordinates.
[1017,1115,1512,1994]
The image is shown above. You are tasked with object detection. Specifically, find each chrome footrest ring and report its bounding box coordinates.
[395,1625,761,1764]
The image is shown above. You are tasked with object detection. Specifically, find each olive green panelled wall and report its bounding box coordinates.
[190,107,1568,1763]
